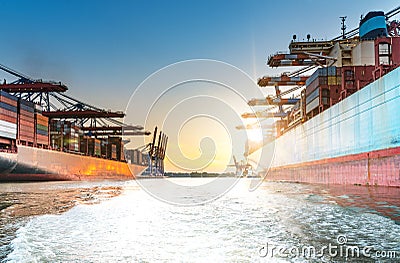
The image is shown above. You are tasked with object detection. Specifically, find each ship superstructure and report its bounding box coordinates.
[243,6,400,187]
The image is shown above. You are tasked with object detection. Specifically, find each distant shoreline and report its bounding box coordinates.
[165,172,236,178]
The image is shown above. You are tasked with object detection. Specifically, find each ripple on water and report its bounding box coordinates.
[2,180,400,262]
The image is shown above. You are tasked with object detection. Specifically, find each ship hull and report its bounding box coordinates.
[0,145,146,181]
[250,67,400,187]
[267,146,400,187]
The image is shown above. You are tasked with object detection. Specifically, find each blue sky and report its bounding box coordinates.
[0,0,398,110]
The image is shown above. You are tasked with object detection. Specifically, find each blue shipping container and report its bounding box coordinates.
[0,91,18,101]
[0,102,17,113]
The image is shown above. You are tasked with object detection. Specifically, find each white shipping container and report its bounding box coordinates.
[306,97,320,114]
[0,120,17,139]
[0,125,16,134]
[0,120,17,138]
[0,120,17,130]
[0,130,16,139]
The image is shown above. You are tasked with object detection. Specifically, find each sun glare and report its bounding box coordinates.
[246,128,263,143]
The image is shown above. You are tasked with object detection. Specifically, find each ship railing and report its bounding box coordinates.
[0,148,16,153]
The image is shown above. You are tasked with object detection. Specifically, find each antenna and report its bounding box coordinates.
[340,16,347,39]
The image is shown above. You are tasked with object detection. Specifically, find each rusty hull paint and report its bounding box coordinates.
[266,146,400,187]
[0,145,146,181]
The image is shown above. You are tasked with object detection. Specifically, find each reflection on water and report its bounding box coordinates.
[0,181,124,261]
[0,179,399,262]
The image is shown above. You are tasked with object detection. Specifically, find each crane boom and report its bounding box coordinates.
[0,63,33,81]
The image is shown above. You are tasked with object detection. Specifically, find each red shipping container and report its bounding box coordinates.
[36,115,48,123]
[19,128,34,135]
[36,134,49,145]
[19,119,35,128]
[19,135,34,140]
[19,115,34,123]
[0,108,17,118]
[0,96,18,107]
[19,133,34,138]
[35,116,49,126]
[19,109,34,118]
[0,115,17,124]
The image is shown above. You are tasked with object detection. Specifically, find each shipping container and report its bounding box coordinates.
[20,103,34,113]
[63,133,79,152]
[0,113,17,124]
[111,144,117,160]
[0,90,18,103]
[34,112,49,146]
[50,134,62,150]
[36,124,48,132]
[19,110,34,119]
[120,142,125,161]
[49,120,82,151]
[0,102,17,113]
[306,88,319,104]
[19,114,34,122]
[19,119,35,127]
[80,136,89,155]
[305,67,338,88]
[138,151,143,164]
[0,120,17,139]
[1,109,17,127]
[328,76,338,85]
[0,108,17,119]
[327,66,336,76]
[85,137,99,156]
[18,107,35,142]
[0,93,18,143]
[36,114,48,123]
[306,97,320,114]
[132,150,138,164]
[306,68,327,86]
[94,139,101,156]
[108,137,123,161]
[0,95,18,107]
[36,134,49,145]
[306,76,328,95]
[50,119,63,131]
[124,149,138,164]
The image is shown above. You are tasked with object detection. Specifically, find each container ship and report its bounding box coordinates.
[0,65,167,181]
[244,7,400,187]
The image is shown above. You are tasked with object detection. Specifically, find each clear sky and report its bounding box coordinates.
[0,0,398,171]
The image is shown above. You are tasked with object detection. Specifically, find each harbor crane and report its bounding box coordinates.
[0,63,150,137]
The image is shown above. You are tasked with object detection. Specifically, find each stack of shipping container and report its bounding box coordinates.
[108,137,124,161]
[0,90,133,163]
[34,105,49,147]
[304,65,376,119]
[18,99,35,145]
[50,120,81,152]
[0,91,17,150]
[304,66,341,118]
[125,149,148,165]
[50,119,63,150]
[93,138,101,157]
[63,122,80,152]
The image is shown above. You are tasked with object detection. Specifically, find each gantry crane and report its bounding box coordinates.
[138,127,168,176]
[0,63,150,137]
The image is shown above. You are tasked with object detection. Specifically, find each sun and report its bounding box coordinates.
[246,128,263,143]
